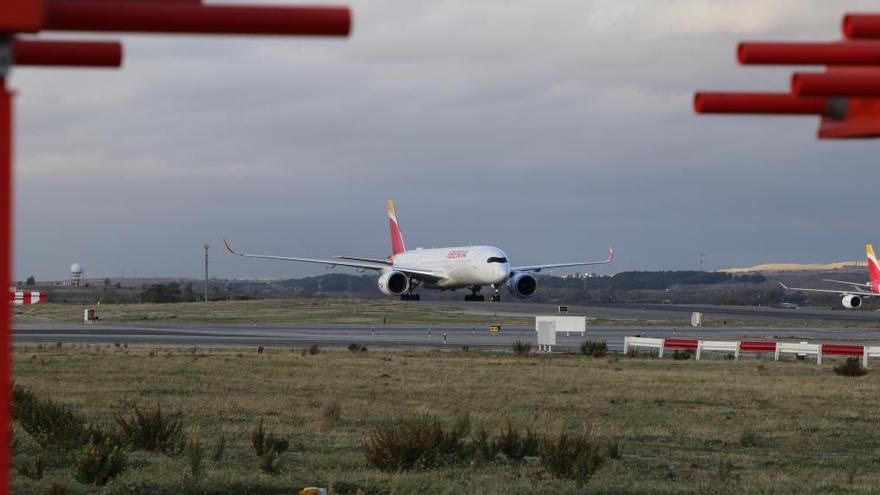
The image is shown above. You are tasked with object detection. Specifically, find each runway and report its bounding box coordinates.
[15,322,880,352]
[421,301,880,324]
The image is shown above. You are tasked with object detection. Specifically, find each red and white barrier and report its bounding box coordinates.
[8,289,47,305]
[623,336,878,366]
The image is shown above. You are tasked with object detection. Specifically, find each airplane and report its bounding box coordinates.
[225,200,613,302]
[778,244,880,309]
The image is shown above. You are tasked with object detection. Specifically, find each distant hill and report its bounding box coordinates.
[720,261,865,274]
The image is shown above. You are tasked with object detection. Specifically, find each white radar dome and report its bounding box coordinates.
[70,263,82,274]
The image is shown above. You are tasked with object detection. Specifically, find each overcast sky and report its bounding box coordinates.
[10,0,880,281]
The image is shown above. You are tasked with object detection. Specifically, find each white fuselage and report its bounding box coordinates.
[391,245,509,289]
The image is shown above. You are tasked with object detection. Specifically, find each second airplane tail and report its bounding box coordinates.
[868,244,880,293]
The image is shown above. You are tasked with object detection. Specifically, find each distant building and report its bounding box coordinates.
[64,262,83,287]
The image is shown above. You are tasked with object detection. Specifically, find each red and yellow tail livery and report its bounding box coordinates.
[387,200,406,257]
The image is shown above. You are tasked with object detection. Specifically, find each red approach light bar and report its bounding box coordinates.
[738,41,880,65]
[13,39,123,67]
[78,0,202,3]
[0,0,43,33]
[793,71,880,97]
[694,92,828,115]
[844,14,880,39]
[44,1,351,36]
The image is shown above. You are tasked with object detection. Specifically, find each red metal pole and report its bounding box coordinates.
[44,1,351,36]
[74,0,202,3]
[843,14,880,39]
[694,92,827,115]
[0,76,12,495]
[738,41,880,65]
[792,71,880,97]
[13,39,123,67]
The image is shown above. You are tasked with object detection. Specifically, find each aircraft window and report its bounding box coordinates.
[487,257,508,263]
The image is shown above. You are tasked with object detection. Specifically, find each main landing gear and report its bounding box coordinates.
[400,278,420,301]
[464,285,485,302]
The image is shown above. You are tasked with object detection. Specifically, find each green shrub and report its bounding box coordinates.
[540,430,605,485]
[718,456,738,483]
[738,429,761,447]
[834,358,868,377]
[579,340,608,358]
[185,437,205,476]
[15,452,48,480]
[301,344,321,356]
[211,433,226,463]
[73,435,127,486]
[251,419,289,474]
[116,403,185,455]
[322,401,342,429]
[672,350,693,360]
[511,340,531,356]
[348,342,367,353]
[42,482,68,495]
[362,413,471,471]
[12,384,90,448]
[473,420,539,462]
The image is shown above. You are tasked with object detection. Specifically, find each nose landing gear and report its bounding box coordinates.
[491,284,501,303]
[464,285,485,302]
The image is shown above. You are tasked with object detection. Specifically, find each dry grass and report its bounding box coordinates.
[11,344,880,494]
[13,298,533,326]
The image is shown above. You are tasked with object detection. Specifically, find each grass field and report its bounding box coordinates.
[12,299,533,326]
[11,344,880,494]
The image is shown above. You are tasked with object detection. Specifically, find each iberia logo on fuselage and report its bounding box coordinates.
[446,250,468,259]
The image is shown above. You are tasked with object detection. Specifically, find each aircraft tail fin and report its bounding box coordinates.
[867,244,880,293]
[387,200,406,256]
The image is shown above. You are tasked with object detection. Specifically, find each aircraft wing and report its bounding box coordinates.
[511,247,613,273]
[778,282,877,297]
[823,279,871,290]
[335,256,392,265]
[224,240,441,280]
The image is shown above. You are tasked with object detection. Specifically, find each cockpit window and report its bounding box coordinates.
[487,257,508,264]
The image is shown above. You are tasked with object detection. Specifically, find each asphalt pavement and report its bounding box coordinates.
[15,322,880,352]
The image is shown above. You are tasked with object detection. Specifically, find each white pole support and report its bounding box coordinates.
[696,341,702,360]
[623,337,629,354]
[735,342,740,362]
[817,348,822,366]
[864,348,870,368]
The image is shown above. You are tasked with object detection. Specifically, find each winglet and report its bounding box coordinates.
[223,239,240,256]
[778,282,791,290]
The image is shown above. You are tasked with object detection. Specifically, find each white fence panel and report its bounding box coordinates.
[775,342,822,364]
[863,346,880,367]
[623,337,665,357]
[696,340,739,361]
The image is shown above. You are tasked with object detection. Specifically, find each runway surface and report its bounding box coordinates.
[15,323,880,352]
[420,301,880,324]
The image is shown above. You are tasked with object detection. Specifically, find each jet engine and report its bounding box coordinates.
[507,273,538,299]
[378,271,409,296]
[842,294,862,309]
